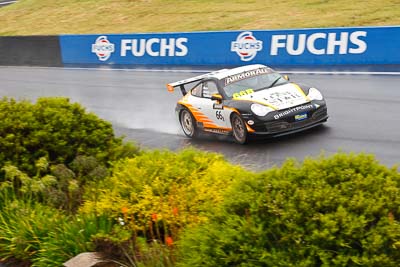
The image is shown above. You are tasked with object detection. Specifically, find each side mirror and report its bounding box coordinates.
[283,75,290,81]
[211,94,223,103]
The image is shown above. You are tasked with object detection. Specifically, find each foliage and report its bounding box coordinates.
[93,228,175,267]
[0,198,114,267]
[80,148,250,265]
[0,97,139,179]
[33,214,114,267]
[1,95,400,266]
[1,155,110,213]
[0,97,140,266]
[0,200,66,263]
[177,153,400,267]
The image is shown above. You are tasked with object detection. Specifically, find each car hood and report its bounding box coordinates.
[234,83,310,110]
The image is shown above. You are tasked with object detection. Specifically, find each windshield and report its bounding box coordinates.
[223,72,287,98]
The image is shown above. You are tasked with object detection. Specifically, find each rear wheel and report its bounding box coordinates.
[180,109,197,138]
[231,113,248,144]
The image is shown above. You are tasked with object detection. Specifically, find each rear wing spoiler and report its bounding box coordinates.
[166,69,228,95]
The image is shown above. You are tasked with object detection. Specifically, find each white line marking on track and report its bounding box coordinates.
[0,1,17,6]
[280,70,400,75]
[1,66,400,76]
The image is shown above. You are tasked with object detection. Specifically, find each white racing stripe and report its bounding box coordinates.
[0,65,399,75]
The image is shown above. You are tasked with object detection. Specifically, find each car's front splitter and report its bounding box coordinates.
[249,115,328,137]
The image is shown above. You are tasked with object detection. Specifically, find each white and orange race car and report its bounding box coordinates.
[167,64,328,144]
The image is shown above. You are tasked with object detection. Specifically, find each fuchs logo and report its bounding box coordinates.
[231,31,263,61]
[91,36,115,61]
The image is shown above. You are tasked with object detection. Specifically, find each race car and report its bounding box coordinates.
[167,64,328,144]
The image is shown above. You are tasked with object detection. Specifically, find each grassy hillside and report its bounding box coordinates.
[0,0,399,36]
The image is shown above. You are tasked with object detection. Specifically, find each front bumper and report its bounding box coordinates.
[246,103,328,137]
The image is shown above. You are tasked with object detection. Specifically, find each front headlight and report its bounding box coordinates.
[307,87,324,101]
[251,103,274,116]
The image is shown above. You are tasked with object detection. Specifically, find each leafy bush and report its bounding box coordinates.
[0,198,114,267]
[1,155,111,213]
[81,149,247,227]
[177,153,400,267]
[0,200,66,264]
[0,97,139,179]
[80,148,250,265]
[2,96,400,266]
[34,214,114,267]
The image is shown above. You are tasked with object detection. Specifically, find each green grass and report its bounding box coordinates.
[0,0,399,36]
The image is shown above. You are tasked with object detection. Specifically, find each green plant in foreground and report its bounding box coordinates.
[80,148,250,266]
[0,96,140,214]
[93,225,176,267]
[0,97,139,180]
[33,214,114,267]
[0,198,115,267]
[1,155,110,213]
[0,200,65,264]
[177,153,400,267]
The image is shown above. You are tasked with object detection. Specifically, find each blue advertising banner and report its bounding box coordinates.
[59,26,400,67]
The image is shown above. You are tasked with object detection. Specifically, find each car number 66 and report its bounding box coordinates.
[216,111,225,121]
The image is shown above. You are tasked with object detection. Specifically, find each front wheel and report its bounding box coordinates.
[180,109,197,138]
[231,113,248,144]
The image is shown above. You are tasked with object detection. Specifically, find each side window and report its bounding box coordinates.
[191,83,202,97]
[202,81,219,98]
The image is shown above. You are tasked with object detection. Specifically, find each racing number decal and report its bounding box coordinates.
[216,110,225,121]
[185,94,229,129]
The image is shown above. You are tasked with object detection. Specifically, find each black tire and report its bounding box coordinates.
[180,109,197,138]
[231,113,248,144]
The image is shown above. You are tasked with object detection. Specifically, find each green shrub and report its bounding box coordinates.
[34,214,114,267]
[0,97,139,179]
[0,198,114,267]
[0,200,66,263]
[1,155,110,213]
[81,149,247,228]
[80,148,250,265]
[177,153,400,267]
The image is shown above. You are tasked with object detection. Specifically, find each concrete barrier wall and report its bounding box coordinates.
[0,36,62,67]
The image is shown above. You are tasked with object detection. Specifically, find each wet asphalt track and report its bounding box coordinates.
[0,66,399,171]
